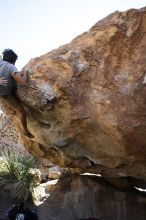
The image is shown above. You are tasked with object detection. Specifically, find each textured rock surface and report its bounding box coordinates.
[0,105,25,152]
[2,8,146,185]
[37,175,146,220]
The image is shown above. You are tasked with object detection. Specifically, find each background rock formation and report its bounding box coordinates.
[3,7,146,189]
[0,106,24,152]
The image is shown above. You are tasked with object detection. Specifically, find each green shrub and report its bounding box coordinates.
[0,149,37,202]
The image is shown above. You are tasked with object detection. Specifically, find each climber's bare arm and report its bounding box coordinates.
[12,71,37,90]
[12,72,27,85]
[0,77,7,86]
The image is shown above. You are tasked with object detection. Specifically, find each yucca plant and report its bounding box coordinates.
[0,149,37,202]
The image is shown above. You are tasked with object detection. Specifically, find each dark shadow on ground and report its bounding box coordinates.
[0,189,36,220]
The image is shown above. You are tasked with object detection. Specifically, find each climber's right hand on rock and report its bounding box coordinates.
[0,77,7,86]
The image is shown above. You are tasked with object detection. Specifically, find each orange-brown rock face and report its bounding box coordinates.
[15,7,146,181]
[37,175,146,220]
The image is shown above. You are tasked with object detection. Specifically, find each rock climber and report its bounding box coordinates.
[0,49,34,138]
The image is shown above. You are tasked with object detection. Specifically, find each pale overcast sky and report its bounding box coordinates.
[0,0,146,69]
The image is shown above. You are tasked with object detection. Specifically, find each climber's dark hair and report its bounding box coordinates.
[2,49,18,64]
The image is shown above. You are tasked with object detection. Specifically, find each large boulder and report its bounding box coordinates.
[2,7,146,184]
[37,175,146,220]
